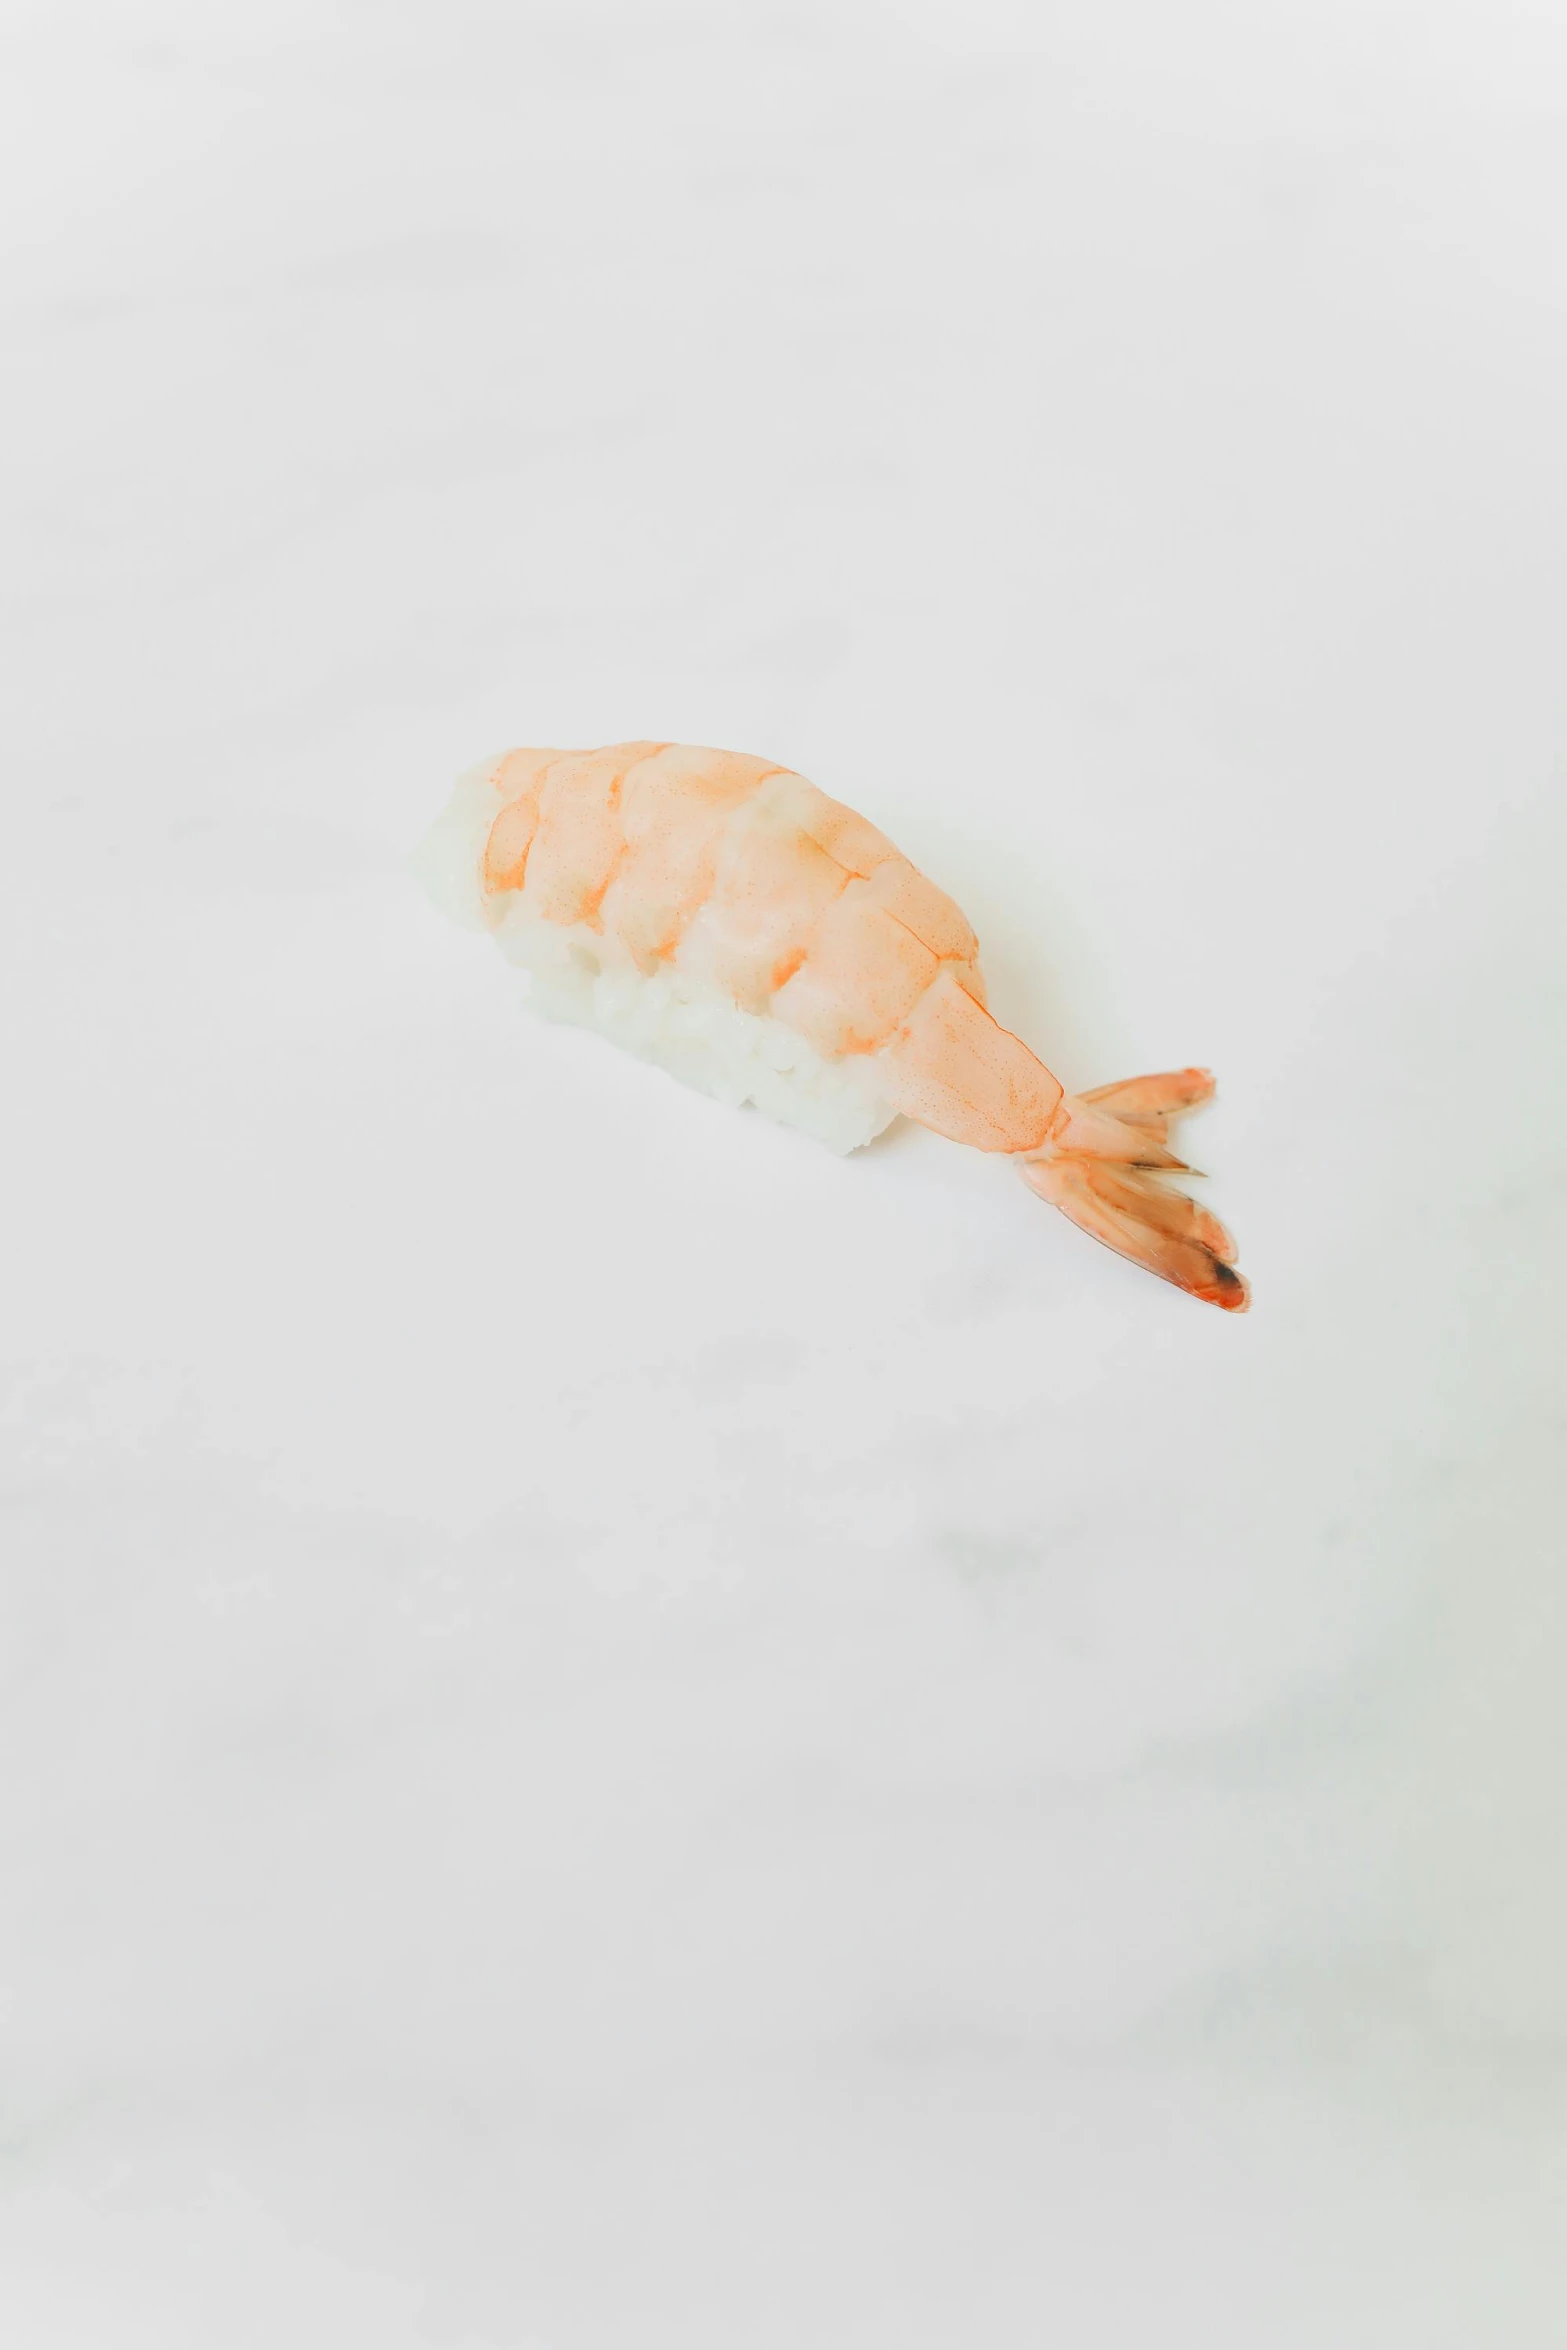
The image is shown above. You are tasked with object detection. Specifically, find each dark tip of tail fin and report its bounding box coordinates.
[1208,1260,1250,1311]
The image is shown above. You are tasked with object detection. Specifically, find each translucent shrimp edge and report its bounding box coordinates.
[412,759,899,1156]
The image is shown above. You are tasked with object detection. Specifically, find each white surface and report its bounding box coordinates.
[3,4,1565,2344]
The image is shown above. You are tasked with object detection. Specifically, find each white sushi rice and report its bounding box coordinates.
[412,759,899,1154]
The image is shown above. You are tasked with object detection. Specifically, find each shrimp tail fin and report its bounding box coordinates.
[1019,1068,1249,1312]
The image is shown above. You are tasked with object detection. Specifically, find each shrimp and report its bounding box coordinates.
[416,743,1248,1310]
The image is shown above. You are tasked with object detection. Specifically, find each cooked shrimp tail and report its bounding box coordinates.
[1019,1069,1249,1312]
[1080,1064,1216,1137]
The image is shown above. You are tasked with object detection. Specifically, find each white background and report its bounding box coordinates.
[3,2,1565,2343]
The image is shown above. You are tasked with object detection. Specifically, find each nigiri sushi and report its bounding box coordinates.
[415,743,1247,1310]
